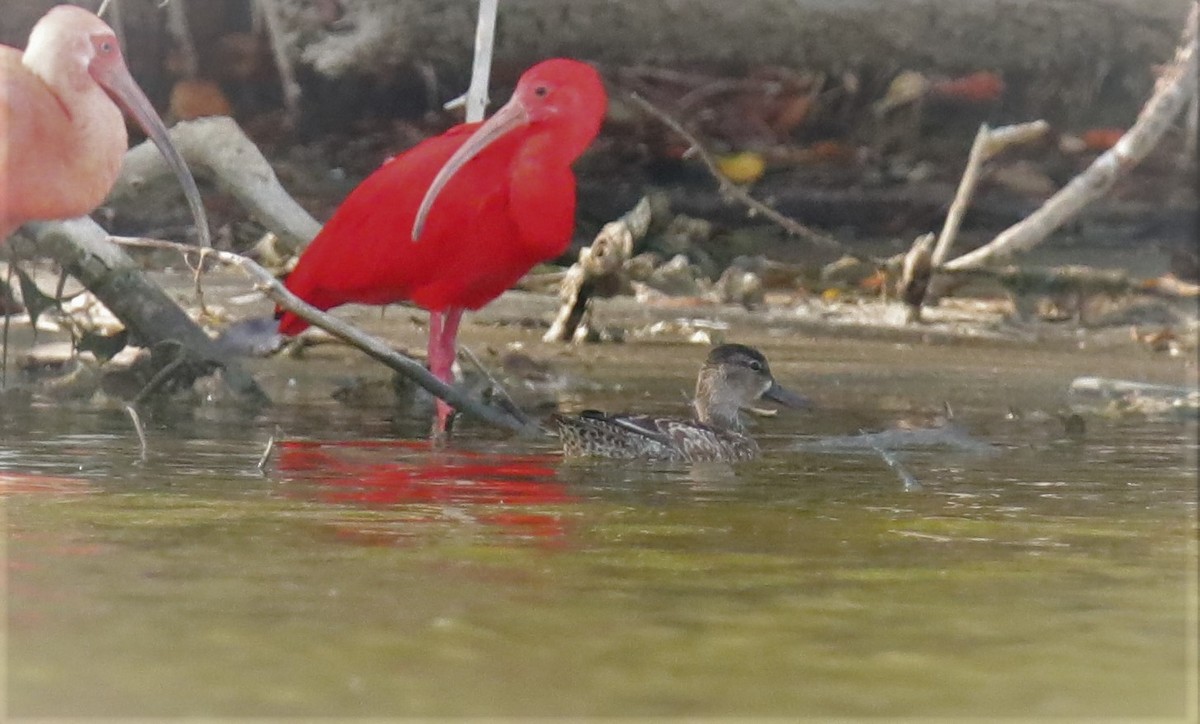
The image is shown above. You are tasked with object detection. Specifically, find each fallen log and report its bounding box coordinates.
[106,117,321,255]
[19,218,269,406]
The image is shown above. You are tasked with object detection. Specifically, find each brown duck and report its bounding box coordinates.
[555,344,808,462]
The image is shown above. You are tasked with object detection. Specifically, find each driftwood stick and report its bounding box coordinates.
[628,93,844,254]
[945,4,1198,271]
[543,195,662,343]
[899,232,936,323]
[931,121,1050,266]
[441,0,498,118]
[109,236,544,437]
[108,117,321,254]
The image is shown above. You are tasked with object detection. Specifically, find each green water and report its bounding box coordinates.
[3,337,1196,717]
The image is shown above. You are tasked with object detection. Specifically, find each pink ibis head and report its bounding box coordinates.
[412,58,606,240]
[1,5,208,244]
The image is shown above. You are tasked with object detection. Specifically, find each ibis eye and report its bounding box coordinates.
[534,85,549,97]
[99,40,114,53]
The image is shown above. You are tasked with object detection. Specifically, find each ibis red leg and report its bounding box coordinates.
[427,307,463,433]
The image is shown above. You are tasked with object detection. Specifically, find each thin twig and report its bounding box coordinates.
[256,426,279,472]
[125,404,149,462]
[932,123,990,267]
[629,92,844,254]
[132,341,188,406]
[866,435,922,492]
[457,344,534,428]
[108,236,545,437]
[258,0,302,125]
[191,248,210,315]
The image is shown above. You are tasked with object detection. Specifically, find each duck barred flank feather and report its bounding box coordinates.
[554,412,760,463]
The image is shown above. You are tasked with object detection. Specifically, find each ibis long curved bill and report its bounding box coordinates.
[411,98,530,241]
[91,43,210,247]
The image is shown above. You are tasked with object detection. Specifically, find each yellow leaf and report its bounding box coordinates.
[716,152,766,184]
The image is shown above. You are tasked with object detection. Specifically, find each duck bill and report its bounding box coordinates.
[94,60,211,247]
[763,381,811,409]
[411,98,530,240]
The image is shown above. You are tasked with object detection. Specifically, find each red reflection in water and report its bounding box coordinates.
[1,472,93,497]
[276,439,574,546]
[6,477,111,629]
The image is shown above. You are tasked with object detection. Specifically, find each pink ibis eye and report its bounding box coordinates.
[98,39,114,53]
[534,85,549,98]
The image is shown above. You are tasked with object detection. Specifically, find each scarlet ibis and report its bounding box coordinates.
[278,58,606,432]
[0,5,208,243]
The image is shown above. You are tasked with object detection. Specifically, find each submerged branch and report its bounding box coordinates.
[110,236,545,438]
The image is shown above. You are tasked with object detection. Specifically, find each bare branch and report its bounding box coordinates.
[946,5,1198,271]
[629,93,844,254]
[932,121,1050,266]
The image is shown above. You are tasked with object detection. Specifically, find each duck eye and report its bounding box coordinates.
[534,85,549,97]
[747,360,763,372]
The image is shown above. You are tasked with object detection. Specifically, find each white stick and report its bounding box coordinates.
[258,0,302,125]
[125,405,149,462]
[931,123,991,267]
[465,0,499,122]
[932,120,1049,266]
[945,5,1197,271]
